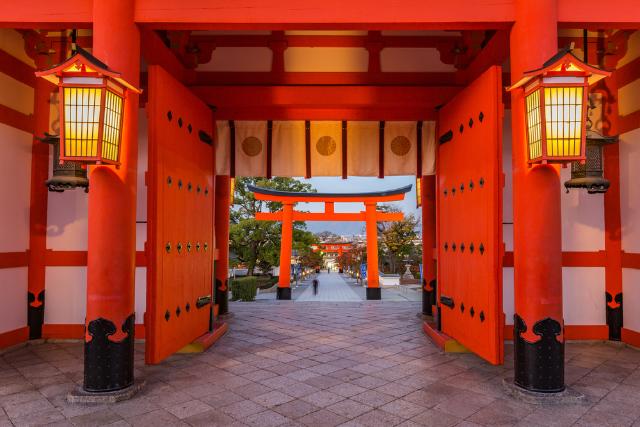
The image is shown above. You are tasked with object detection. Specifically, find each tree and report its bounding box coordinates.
[377,205,420,274]
[229,177,316,275]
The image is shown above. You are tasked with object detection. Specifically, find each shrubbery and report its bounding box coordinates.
[230,276,258,301]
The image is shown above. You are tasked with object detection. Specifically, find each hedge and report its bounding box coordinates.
[230,276,258,302]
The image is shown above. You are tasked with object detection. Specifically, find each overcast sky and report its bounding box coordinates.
[294,175,421,236]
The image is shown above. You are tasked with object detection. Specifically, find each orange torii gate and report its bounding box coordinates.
[249,184,411,300]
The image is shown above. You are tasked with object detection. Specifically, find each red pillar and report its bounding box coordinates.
[84,0,140,392]
[278,203,293,300]
[214,175,230,315]
[26,42,53,340]
[510,0,564,392]
[421,175,436,315]
[365,202,381,300]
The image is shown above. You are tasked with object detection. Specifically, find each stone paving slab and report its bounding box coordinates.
[2,301,640,426]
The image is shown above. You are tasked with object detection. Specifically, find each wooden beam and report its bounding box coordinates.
[194,72,460,87]
[256,211,403,222]
[0,104,33,133]
[2,0,640,29]
[140,28,196,84]
[134,0,514,30]
[192,85,459,120]
[457,30,509,85]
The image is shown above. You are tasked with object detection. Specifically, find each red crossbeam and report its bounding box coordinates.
[255,211,403,222]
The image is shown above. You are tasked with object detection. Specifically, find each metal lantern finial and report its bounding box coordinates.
[508,48,611,165]
[35,47,141,167]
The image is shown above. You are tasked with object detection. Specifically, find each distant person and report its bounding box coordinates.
[312,278,319,295]
[327,267,330,274]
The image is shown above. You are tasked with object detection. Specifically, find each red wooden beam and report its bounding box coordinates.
[0,50,35,87]
[140,28,196,85]
[2,0,640,29]
[194,71,460,87]
[0,104,34,133]
[256,211,403,222]
[134,0,514,30]
[190,34,462,48]
[457,30,509,85]
[192,85,459,120]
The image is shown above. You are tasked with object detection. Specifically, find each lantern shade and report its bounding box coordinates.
[508,49,610,164]
[416,177,422,208]
[35,48,140,166]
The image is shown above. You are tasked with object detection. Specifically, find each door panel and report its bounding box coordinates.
[146,66,215,364]
[437,65,504,365]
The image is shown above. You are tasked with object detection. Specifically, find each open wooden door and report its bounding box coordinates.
[437,65,504,365]
[146,66,215,364]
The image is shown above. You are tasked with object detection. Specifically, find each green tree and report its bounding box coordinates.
[229,177,316,275]
[377,205,419,274]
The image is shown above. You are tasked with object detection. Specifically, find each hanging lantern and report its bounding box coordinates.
[416,177,422,208]
[508,48,610,164]
[564,130,617,194]
[40,134,89,192]
[35,48,141,166]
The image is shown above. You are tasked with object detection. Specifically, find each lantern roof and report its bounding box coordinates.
[507,47,611,91]
[35,47,141,93]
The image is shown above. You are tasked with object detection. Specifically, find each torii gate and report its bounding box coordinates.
[250,184,411,300]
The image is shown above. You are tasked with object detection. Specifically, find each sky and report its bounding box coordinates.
[294,175,421,236]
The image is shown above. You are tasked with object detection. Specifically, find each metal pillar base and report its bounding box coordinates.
[277,287,292,300]
[422,284,432,316]
[366,287,381,300]
[502,379,584,405]
[68,380,145,404]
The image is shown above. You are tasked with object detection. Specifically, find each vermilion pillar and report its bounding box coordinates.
[421,176,436,315]
[278,203,293,300]
[214,175,230,315]
[84,0,140,393]
[511,0,564,392]
[26,45,52,340]
[365,202,381,300]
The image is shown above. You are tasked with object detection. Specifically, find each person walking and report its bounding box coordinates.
[312,278,319,295]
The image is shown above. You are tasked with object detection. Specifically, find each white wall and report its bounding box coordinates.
[0,31,33,336]
[620,128,640,253]
[623,269,640,332]
[502,109,606,328]
[0,268,28,334]
[43,109,149,327]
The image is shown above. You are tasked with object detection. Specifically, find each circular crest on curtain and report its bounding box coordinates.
[391,136,411,156]
[316,136,337,156]
[242,136,263,157]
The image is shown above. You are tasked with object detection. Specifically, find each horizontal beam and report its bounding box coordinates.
[194,72,460,87]
[190,34,462,48]
[192,85,459,120]
[2,0,640,29]
[256,211,404,222]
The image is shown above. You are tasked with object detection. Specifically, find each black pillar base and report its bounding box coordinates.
[277,287,292,300]
[28,290,45,339]
[216,279,229,316]
[606,292,622,341]
[366,287,381,300]
[422,280,432,316]
[513,314,565,393]
[84,314,135,393]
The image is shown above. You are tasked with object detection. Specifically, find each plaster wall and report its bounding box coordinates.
[0,33,33,337]
[502,110,606,328]
[618,32,640,334]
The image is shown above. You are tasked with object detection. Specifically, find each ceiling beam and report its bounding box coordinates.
[191,85,460,120]
[2,0,639,29]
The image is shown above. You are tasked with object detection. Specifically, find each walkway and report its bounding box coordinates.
[2,302,640,426]
[295,272,361,302]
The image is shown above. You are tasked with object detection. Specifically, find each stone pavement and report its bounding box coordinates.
[2,301,640,426]
[295,272,361,302]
